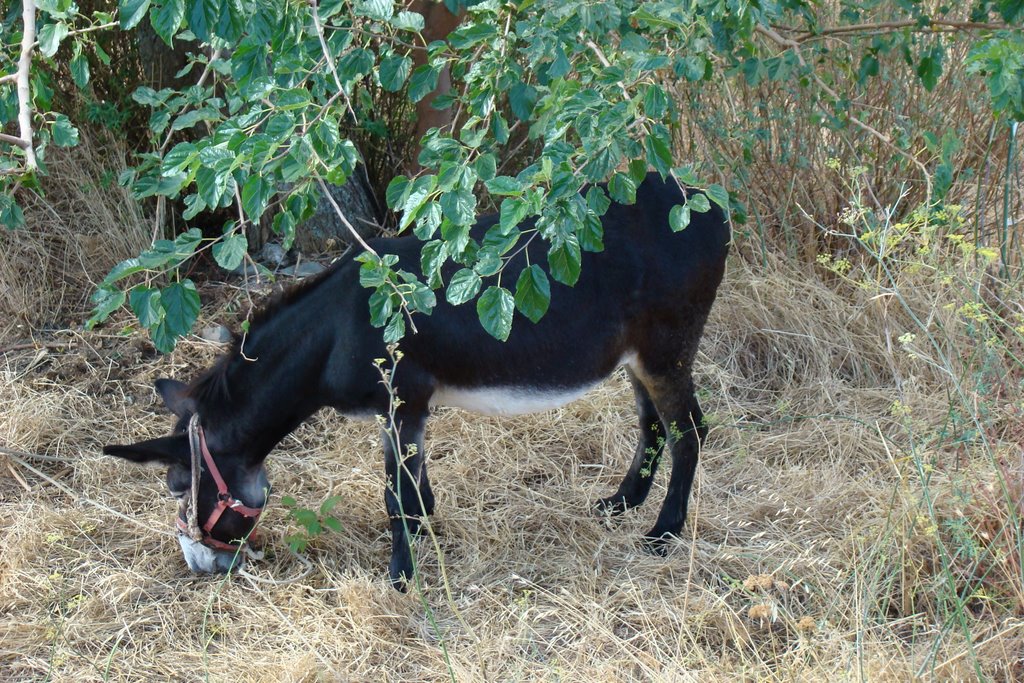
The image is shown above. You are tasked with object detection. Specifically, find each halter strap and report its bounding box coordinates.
[178,414,263,551]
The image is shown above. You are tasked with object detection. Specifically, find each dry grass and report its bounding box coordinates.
[2,248,1022,681]
[0,132,149,340]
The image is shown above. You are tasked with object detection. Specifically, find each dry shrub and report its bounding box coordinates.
[673,5,1024,268]
[2,238,1022,681]
[0,131,149,340]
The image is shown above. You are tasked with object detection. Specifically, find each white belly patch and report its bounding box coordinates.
[429,352,637,416]
[430,384,594,416]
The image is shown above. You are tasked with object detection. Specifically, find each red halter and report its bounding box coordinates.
[177,414,264,551]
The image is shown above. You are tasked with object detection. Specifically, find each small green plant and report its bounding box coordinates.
[280,494,345,553]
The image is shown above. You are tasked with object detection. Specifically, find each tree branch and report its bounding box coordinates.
[779,19,1015,43]
[0,132,30,149]
[16,0,38,170]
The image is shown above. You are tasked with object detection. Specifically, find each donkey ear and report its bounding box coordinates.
[103,434,189,466]
[155,378,196,418]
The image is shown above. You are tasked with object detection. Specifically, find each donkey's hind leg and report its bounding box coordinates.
[641,374,707,555]
[381,409,432,589]
[595,368,667,516]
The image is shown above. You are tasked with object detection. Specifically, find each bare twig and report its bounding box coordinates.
[29,20,117,50]
[158,48,222,155]
[586,39,630,101]
[0,340,76,354]
[308,0,358,122]
[315,177,379,257]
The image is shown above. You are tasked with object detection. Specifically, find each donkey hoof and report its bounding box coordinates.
[388,559,412,592]
[594,495,630,517]
[640,532,676,556]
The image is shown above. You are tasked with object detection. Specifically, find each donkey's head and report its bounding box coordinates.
[103,379,270,573]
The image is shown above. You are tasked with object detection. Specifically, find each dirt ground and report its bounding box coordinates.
[2,256,1022,682]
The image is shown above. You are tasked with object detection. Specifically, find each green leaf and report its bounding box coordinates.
[678,55,707,82]
[643,84,668,119]
[151,0,185,43]
[379,54,412,92]
[70,45,90,87]
[917,47,944,92]
[508,83,538,121]
[669,204,690,232]
[408,65,440,103]
[383,312,406,342]
[322,517,344,533]
[440,218,469,255]
[87,286,126,328]
[440,187,476,225]
[477,286,514,341]
[212,233,247,270]
[586,186,611,216]
[499,197,530,232]
[400,175,436,229]
[129,287,164,327]
[548,47,572,79]
[998,0,1024,21]
[368,288,393,326]
[162,142,196,174]
[38,22,69,58]
[420,239,447,286]
[490,114,510,145]
[627,159,647,185]
[414,202,443,240]
[280,495,297,508]
[159,280,201,341]
[186,0,218,41]
[579,214,604,252]
[195,165,230,207]
[119,0,151,29]
[742,58,763,87]
[473,248,502,277]
[514,265,550,324]
[688,193,710,213]
[706,184,729,211]
[319,495,344,516]
[607,172,637,205]
[215,0,244,42]
[857,54,879,84]
[241,175,273,221]
[475,153,497,182]
[52,114,79,147]
[0,195,25,229]
[386,175,411,210]
[446,268,482,305]
[547,235,581,286]
[354,0,393,20]
[486,176,525,196]
[644,131,673,176]
[392,10,424,30]
[232,42,269,91]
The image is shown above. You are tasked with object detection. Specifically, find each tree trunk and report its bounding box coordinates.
[407,0,465,173]
[291,169,382,254]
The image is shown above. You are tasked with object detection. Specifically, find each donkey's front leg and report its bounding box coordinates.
[596,369,667,516]
[381,409,430,590]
